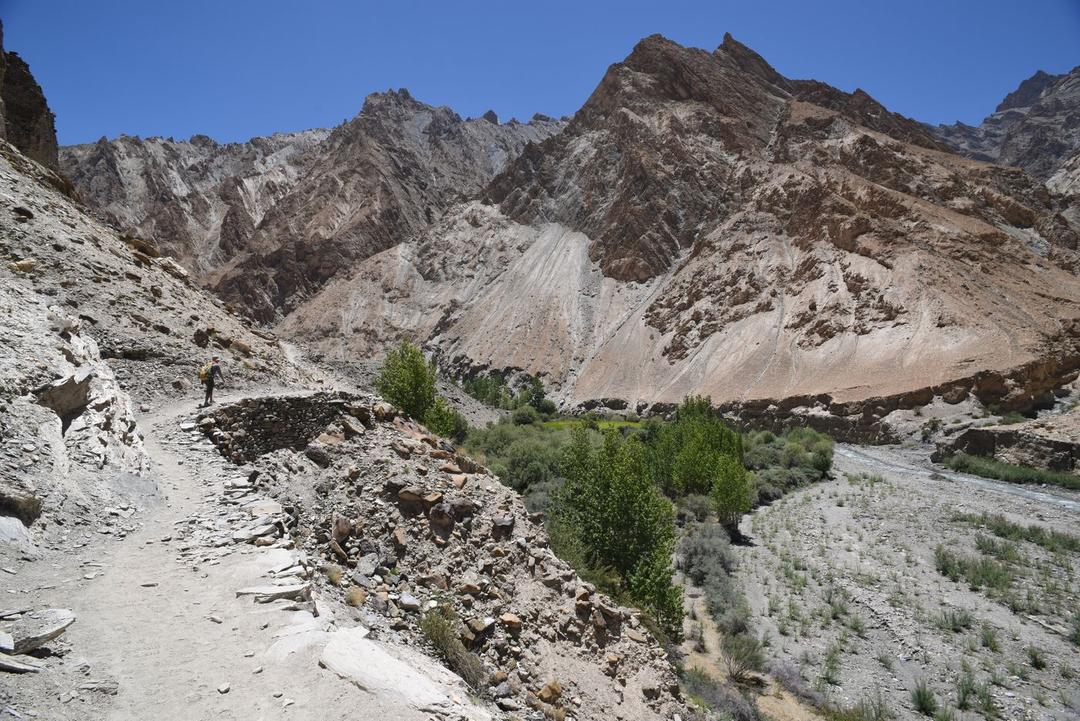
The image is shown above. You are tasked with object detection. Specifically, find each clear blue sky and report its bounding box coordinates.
[3,0,1078,145]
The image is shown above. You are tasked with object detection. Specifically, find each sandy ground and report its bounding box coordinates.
[736,444,1080,720]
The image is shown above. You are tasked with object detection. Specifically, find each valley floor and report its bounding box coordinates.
[736,444,1080,720]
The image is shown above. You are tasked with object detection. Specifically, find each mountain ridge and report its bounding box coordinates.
[280,34,1080,430]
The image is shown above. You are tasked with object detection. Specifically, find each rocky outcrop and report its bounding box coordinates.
[0,136,306,536]
[935,423,1080,473]
[0,21,59,170]
[282,34,1080,416]
[935,65,1080,181]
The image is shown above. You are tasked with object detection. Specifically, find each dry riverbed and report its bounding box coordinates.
[737,444,1080,721]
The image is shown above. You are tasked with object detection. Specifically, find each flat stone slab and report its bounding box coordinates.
[236,583,310,603]
[7,608,75,654]
[0,654,41,673]
[245,499,283,518]
[318,627,491,721]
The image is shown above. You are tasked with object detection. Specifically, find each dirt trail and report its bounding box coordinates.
[5,389,424,720]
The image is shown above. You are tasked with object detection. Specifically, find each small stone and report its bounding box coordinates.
[217,683,230,694]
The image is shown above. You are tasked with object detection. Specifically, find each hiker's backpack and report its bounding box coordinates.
[198,363,212,382]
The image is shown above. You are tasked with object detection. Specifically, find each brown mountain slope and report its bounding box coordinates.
[208,92,564,321]
[62,91,565,323]
[281,34,1080,423]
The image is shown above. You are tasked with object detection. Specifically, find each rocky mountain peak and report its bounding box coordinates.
[714,32,791,91]
[934,64,1080,180]
[997,69,1059,112]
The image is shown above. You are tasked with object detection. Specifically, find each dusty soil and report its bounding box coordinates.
[736,444,1080,720]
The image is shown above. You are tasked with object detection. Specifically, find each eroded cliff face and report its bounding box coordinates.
[207,92,565,322]
[935,66,1080,182]
[60,130,331,276]
[0,21,59,171]
[61,91,566,321]
[280,35,1080,419]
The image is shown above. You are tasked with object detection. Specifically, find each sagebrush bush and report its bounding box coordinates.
[682,667,758,721]
[767,660,824,706]
[678,493,713,522]
[911,679,938,716]
[419,606,488,689]
[677,522,749,635]
[722,633,764,682]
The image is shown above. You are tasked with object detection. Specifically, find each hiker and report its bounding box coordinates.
[199,355,226,407]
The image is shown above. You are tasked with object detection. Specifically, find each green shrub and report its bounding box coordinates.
[712,454,752,534]
[463,419,565,492]
[956,672,976,710]
[1027,645,1047,670]
[552,428,682,638]
[953,512,1080,554]
[934,545,1013,591]
[419,606,488,688]
[462,373,513,409]
[976,683,996,716]
[423,396,469,442]
[722,633,764,682]
[944,454,1080,491]
[974,534,1022,563]
[911,679,938,716]
[375,340,437,419]
[980,624,1000,652]
[744,427,833,505]
[512,404,541,425]
[830,690,891,721]
[820,642,842,686]
[935,608,974,633]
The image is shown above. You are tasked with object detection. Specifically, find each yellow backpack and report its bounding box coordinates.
[198,363,212,382]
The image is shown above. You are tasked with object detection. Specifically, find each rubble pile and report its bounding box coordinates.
[198,393,686,721]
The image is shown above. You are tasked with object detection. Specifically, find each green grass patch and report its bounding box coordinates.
[943,453,1080,491]
[542,418,642,430]
[953,512,1080,555]
[934,545,1014,592]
